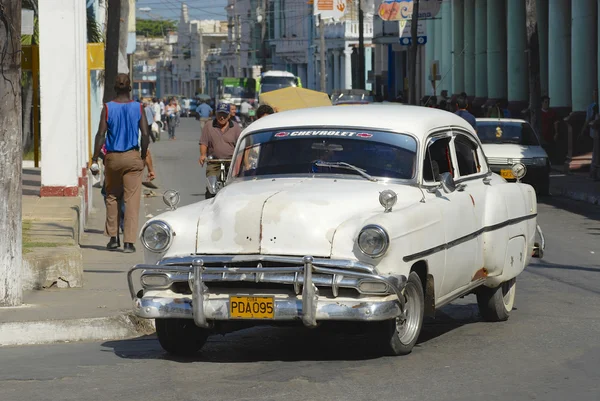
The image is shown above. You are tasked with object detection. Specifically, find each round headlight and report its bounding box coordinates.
[357,225,389,258]
[141,221,173,253]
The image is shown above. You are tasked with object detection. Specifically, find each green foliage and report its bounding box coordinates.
[136,19,177,37]
[87,8,104,43]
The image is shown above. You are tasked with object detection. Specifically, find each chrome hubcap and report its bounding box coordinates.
[395,282,420,344]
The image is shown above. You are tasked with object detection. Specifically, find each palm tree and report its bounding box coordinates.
[21,0,104,154]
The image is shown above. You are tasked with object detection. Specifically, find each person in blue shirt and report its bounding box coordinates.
[196,100,213,130]
[91,73,150,253]
[455,95,477,131]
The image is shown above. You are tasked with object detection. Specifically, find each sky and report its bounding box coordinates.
[136,0,229,22]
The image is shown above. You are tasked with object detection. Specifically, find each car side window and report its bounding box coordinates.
[453,134,480,177]
[423,136,454,182]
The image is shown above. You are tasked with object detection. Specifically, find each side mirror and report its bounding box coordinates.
[438,172,456,194]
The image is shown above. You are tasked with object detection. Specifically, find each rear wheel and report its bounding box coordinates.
[476,278,516,322]
[155,318,209,356]
[373,272,425,356]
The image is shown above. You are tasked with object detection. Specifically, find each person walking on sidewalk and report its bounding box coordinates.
[582,89,600,180]
[91,73,150,253]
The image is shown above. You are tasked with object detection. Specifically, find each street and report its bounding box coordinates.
[2,119,600,401]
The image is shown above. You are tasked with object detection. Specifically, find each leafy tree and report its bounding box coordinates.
[136,19,177,37]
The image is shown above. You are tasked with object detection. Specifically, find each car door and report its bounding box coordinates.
[450,131,489,288]
[422,133,478,299]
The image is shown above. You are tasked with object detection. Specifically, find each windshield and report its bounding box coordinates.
[260,77,297,93]
[331,93,374,104]
[231,129,417,180]
[476,121,540,146]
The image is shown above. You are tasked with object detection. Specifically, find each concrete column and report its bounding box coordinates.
[440,0,452,93]
[365,46,373,92]
[475,0,487,98]
[333,50,340,90]
[434,12,442,66]
[507,0,528,101]
[464,0,476,96]
[537,0,549,94]
[571,0,597,111]
[344,48,353,89]
[452,0,465,94]
[548,0,571,107]
[487,0,507,99]
[39,0,89,196]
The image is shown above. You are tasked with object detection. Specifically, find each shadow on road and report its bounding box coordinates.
[529,259,600,274]
[101,304,479,363]
[539,196,600,222]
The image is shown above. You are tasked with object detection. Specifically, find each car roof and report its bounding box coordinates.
[244,105,475,140]
[476,118,528,124]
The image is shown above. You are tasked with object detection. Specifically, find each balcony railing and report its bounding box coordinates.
[324,20,374,40]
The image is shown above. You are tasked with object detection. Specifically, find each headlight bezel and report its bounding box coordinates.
[357,224,390,258]
[141,220,173,253]
[529,157,548,166]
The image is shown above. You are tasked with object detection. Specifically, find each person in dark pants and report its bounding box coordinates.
[91,73,150,253]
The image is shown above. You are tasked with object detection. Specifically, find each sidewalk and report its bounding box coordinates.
[0,168,155,346]
[550,165,600,206]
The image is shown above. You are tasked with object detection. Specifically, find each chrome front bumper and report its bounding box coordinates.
[127,256,407,328]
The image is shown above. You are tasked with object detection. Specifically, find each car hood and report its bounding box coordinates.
[482,144,548,160]
[195,177,420,257]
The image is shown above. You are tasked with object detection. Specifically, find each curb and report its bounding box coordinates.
[552,187,600,206]
[0,314,155,347]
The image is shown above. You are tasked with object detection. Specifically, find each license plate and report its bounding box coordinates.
[500,169,514,179]
[229,296,274,319]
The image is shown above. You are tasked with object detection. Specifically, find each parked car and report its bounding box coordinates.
[331,89,374,105]
[476,118,550,195]
[128,105,544,357]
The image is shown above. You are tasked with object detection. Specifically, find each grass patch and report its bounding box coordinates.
[23,149,38,161]
[22,220,62,251]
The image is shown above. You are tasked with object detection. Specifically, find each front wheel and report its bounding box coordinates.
[373,271,425,356]
[476,278,516,322]
[155,318,209,356]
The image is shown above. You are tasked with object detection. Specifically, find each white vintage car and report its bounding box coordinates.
[128,105,544,356]
[476,118,551,195]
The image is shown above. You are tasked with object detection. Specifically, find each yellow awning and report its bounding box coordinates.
[259,87,332,112]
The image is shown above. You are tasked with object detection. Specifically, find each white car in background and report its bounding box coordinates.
[476,118,550,195]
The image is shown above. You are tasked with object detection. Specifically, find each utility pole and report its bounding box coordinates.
[0,0,23,306]
[408,0,420,104]
[236,15,242,77]
[199,28,204,94]
[357,0,365,90]
[261,0,268,73]
[319,15,326,92]
[104,0,121,102]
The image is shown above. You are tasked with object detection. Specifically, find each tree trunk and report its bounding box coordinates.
[103,0,121,103]
[0,0,23,306]
[408,0,420,105]
[526,0,541,135]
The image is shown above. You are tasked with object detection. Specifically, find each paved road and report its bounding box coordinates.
[2,119,600,401]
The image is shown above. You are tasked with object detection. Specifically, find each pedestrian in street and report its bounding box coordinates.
[166,98,178,140]
[143,101,157,142]
[229,104,242,126]
[91,73,150,253]
[455,95,477,131]
[582,89,600,180]
[196,100,213,130]
[240,99,253,127]
[256,104,274,119]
